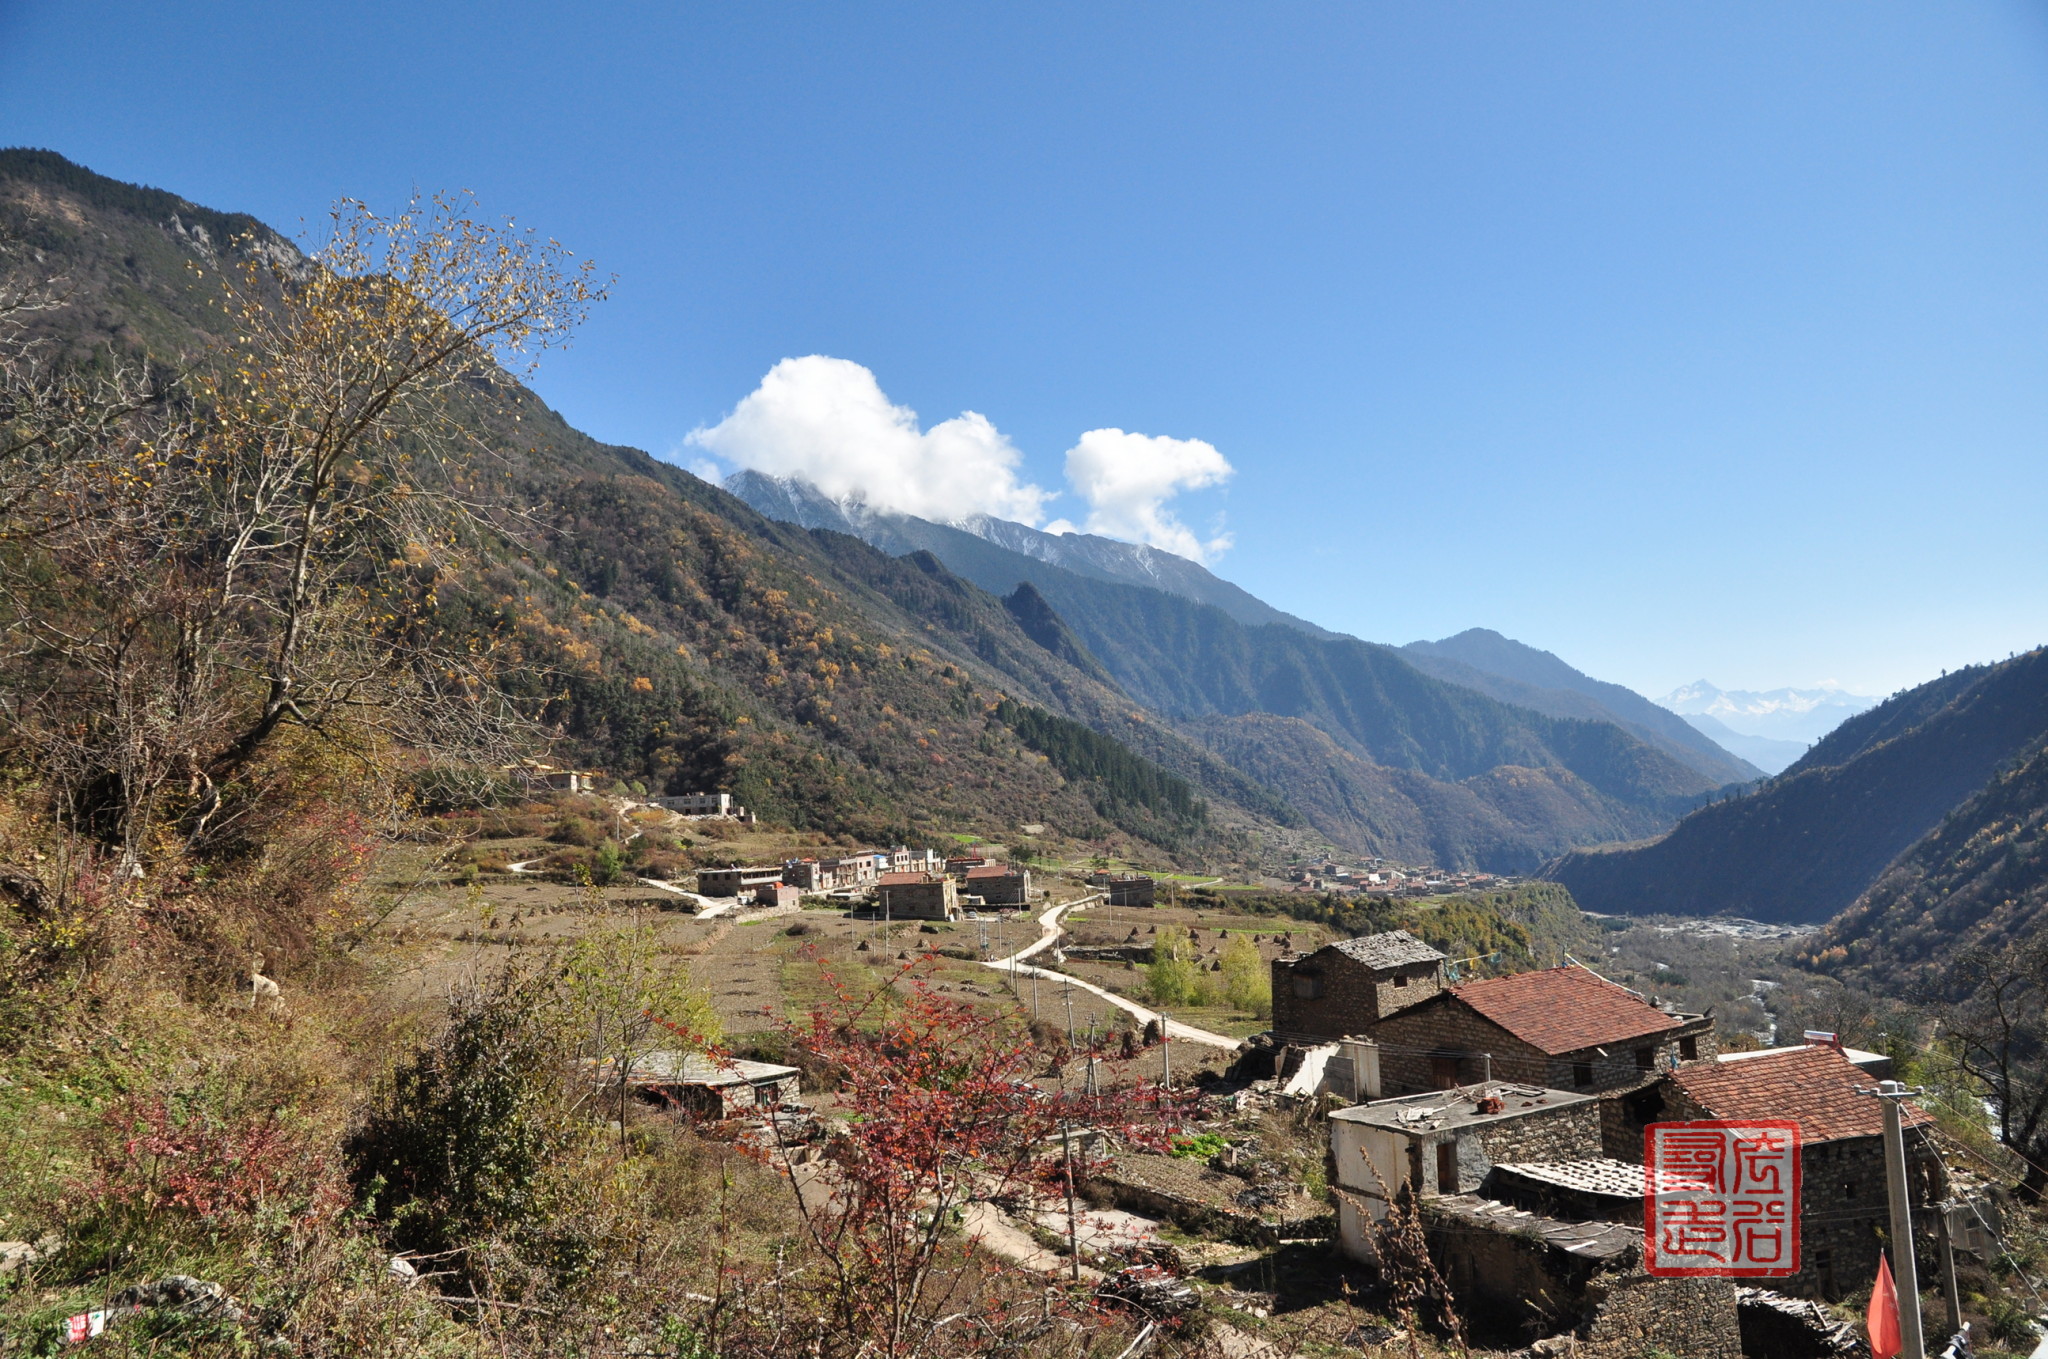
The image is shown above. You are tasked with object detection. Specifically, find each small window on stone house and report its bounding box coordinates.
[1679,1035,1698,1061]
[1635,1047,1655,1071]
[1393,973,1409,988]
[1573,1062,1594,1088]
[1293,974,1322,999]
[1842,1180,1856,1200]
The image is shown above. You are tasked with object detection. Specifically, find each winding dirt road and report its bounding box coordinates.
[983,897,1242,1051]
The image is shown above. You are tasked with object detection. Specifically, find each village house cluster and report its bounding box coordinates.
[693,847,1039,922]
[1259,930,1978,1354]
[1286,858,1510,896]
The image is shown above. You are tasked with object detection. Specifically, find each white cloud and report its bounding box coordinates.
[1062,428,1235,562]
[685,356,1052,525]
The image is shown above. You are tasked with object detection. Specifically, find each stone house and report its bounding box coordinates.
[963,863,1030,906]
[611,1052,802,1120]
[874,870,960,921]
[1421,1196,1744,1357]
[1086,872,1157,907]
[1330,1085,1743,1356]
[1367,963,1716,1102]
[1269,930,1447,1043]
[696,865,787,899]
[1643,1043,1945,1301]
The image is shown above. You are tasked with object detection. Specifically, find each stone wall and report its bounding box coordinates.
[1370,999,1548,1092]
[1578,1272,1743,1359]
[1370,1002,1714,1098]
[1425,1208,1603,1348]
[1270,950,1440,1042]
[1477,1099,1606,1166]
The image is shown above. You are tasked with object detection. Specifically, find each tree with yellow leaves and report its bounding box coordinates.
[0,194,605,868]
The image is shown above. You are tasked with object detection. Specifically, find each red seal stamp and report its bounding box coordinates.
[1644,1120,1801,1277]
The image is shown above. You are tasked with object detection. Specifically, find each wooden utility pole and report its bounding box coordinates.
[1063,1125,1081,1282]
[1161,1012,1171,1090]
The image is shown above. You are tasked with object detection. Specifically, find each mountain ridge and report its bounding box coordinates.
[1399,628,1762,786]
[1547,648,2048,922]
[724,471,1731,870]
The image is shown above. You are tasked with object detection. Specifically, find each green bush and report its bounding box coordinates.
[1219,934,1271,1017]
[345,969,572,1253]
[1146,926,1215,1007]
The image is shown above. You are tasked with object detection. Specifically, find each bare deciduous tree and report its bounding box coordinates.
[0,195,604,868]
[1942,937,2048,1203]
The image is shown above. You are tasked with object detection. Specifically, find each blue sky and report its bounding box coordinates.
[4,2,2046,697]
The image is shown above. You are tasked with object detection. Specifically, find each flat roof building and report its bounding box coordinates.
[696,866,786,899]
[875,871,960,921]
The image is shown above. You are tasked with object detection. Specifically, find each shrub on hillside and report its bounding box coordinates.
[345,969,572,1253]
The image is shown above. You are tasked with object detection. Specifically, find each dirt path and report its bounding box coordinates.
[983,898,1241,1052]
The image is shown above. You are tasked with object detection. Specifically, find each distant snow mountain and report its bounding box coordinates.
[1658,680,1877,756]
[721,469,1339,637]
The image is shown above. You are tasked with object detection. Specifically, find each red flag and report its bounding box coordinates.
[1868,1251,1902,1359]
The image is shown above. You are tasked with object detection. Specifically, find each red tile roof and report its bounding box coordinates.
[876,871,940,886]
[1450,965,1681,1055]
[1668,1046,1931,1144]
[965,864,1021,879]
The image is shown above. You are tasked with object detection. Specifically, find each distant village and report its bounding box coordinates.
[1285,858,1520,897]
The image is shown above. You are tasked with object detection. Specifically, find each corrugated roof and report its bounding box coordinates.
[1666,1044,1930,1144]
[1450,965,1681,1055]
[1494,1159,1649,1197]
[1328,929,1444,969]
[605,1053,800,1088]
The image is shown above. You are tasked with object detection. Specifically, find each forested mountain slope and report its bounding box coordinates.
[1547,649,2048,922]
[1805,733,2048,993]
[0,149,1282,862]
